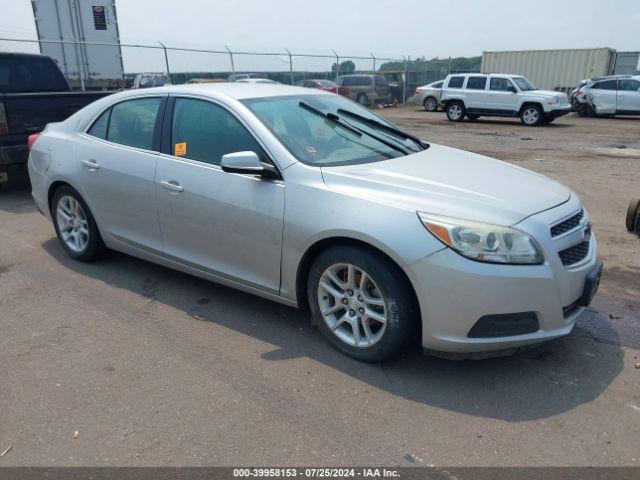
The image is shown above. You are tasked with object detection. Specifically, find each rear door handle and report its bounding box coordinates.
[159,180,184,192]
[81,159,100,169]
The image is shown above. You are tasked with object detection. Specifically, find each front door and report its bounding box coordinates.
[74,96,165,253]
[486,77,519,115]
[155,96,285,293]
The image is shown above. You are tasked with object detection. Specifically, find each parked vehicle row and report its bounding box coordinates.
[28,83,601,362]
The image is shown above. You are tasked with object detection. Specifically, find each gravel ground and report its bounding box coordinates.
[0,110,638,467]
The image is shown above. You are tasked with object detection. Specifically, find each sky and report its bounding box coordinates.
[2,0,639,58]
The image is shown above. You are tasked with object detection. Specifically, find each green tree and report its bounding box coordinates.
[331,60,356,76]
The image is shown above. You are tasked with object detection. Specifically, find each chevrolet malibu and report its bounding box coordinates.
[28,84,602,362]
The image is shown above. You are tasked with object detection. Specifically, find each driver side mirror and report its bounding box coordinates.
[220,151,279,179]
[507,86,517,93]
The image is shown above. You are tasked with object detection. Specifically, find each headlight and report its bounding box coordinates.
[418,212,544,265]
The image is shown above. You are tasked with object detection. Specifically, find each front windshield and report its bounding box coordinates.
[242,94,421,166]
[513,76,537,91]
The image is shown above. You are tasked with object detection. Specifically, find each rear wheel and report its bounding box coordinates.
[466,113,480,120]
[356,93,368,106]
[626,198,640,232]
[446,102,465,122]
[423,96,438,112]
[308,245,417,362]
[52,185,106,261]
[520,104,543,126]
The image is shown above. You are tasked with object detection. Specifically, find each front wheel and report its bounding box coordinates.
[52,185,106,261]
[308,246,417,362]
[520,105,543,126]
[446,102,465,122]
[423,96,438,112]
[626,198,640,232]
[356,93,368,106]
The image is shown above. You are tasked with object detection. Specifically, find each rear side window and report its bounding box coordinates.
[0,55,69,93]
[591,80,617,90]
[490,78,512,91]
[87,109,110,139]
[374,76,387,86]
[107,97,162,150]
[618,79,640,91]
[171,98,264,166]
[448,76,464,88]
[466,77,487,90]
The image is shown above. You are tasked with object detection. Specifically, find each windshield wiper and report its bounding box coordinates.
[336,108,429,150]
[299,101,409,155]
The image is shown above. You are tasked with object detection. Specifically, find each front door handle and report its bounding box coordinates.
[159,180,184,192]
[81,159,100,169]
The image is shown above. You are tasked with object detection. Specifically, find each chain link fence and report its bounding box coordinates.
[0,37,478,102]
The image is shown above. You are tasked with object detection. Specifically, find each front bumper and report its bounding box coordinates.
[544,106,571,118]
[406,197,599,353]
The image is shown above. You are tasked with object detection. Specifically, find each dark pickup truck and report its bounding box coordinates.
[0,52,112,187]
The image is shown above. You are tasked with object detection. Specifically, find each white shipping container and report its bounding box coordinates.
[481,48,616,92]
[32,0,124,90]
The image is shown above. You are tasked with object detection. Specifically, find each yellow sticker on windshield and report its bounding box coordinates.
[174,142,187,156]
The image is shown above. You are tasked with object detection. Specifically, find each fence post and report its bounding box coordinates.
[158,41,170,82]
[370,53,376,73]
[285,48,294,85]
[333,50,339,82]
[225,45,235,75]
[402,55,409,104]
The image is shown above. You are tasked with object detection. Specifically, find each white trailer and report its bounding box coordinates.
[32,0,124,90]
[481,48,616,92]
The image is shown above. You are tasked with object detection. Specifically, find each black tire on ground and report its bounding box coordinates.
[423,96,438,112]
[307,245,418,363]
[466,113,480,120]
[520,104,543,126]
[51,185,106,262]
[356,93,368,106]
[625,198,640,232]
[446,101,465,122]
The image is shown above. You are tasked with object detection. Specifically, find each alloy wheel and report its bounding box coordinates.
[317,263,387,348]
[56,195,89,253]
[448,104,462,120]
[522,107,539,125]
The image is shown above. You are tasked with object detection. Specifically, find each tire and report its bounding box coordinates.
[520,104,543,126]
[446,101,465,122]
[625,198,640,232]
[466,113,480,120]
[356,93,368,106]
[52,185,106,261]
[307,245,417,362]
[423,96,438,112]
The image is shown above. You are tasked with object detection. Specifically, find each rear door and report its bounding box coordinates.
[75,95,166,254]
[374,75,388,102]
[155,96,284,293]
[486,77,519,115]
[589,79,617,113]
[616,78,640,114]
[463,76,488,113]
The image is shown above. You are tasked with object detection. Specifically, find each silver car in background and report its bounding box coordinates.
[412,80,444,111]
[28,84,602,362]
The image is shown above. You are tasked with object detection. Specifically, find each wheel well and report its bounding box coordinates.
[295,237,421,329]
[423,95,437,103]
[47,181,71,214]
[519,102,543,115]
[444,99,464,108]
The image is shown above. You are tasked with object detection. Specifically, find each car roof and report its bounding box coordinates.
[109,83,330,101]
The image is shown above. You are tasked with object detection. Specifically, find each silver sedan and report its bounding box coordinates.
[28,83,601,362]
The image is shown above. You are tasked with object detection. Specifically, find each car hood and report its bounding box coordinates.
[320,144,571,226]
[524,89,564,98]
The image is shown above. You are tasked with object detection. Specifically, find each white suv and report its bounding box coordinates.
[440,73,571,126]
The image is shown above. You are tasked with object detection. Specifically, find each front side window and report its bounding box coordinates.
[466,77,487,90]
[107,97,162,150]
[448,76,464,88]
[618,79,640,91]
[490,78,513,91]
[512,77,537,91]
[171,98,264,166]
[243,94,420,167]
[592,80,617,90]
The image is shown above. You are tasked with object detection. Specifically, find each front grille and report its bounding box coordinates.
[467,312,539,338]
[559,241,590,266]
[551,210,584,237]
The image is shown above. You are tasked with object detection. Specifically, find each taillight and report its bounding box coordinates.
[338,86,351,96]
[28,133,41,150]
[414,88,421,95]
[0,102,8,135]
